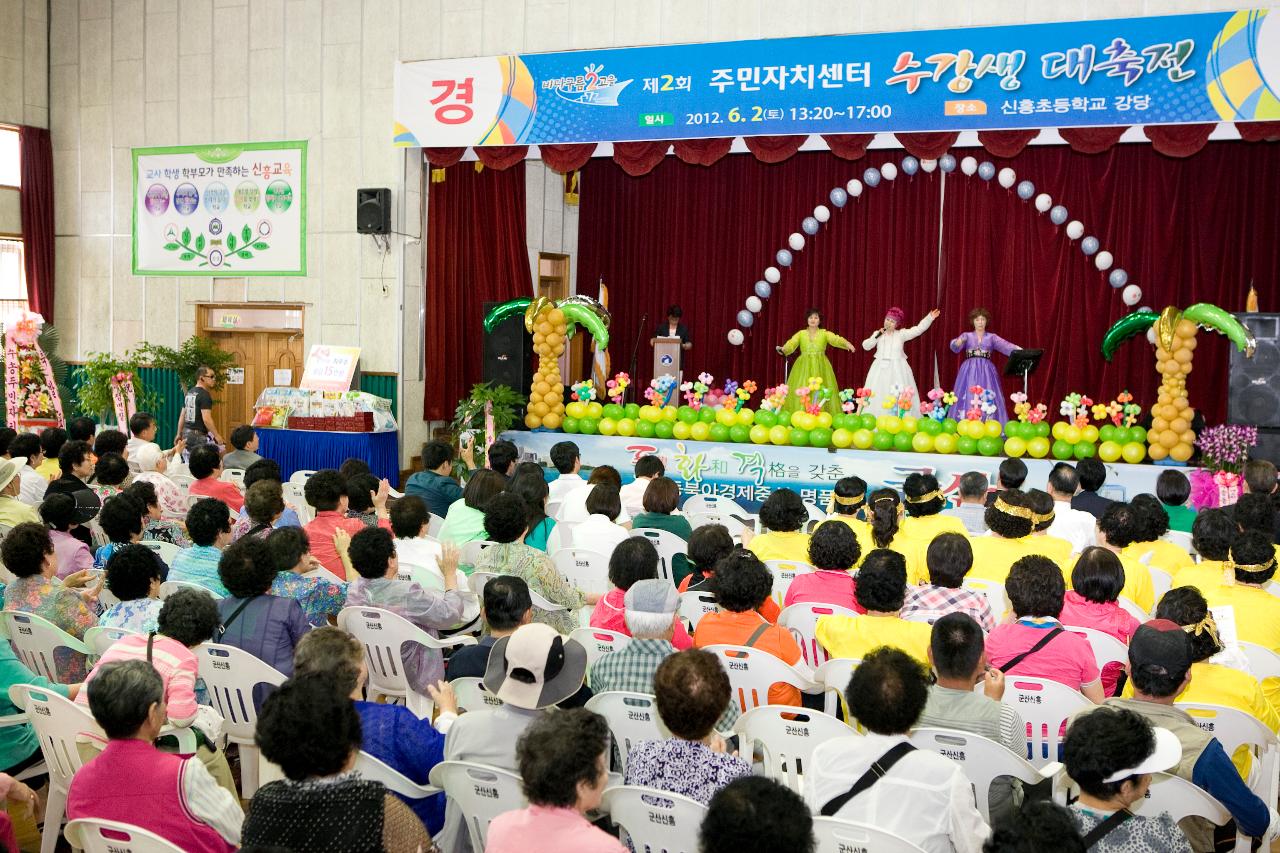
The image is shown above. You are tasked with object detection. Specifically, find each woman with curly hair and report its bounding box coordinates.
[746,488,811,564]
[784,521,861,611]
[899,473,966,583]
[1123,494,1194,576]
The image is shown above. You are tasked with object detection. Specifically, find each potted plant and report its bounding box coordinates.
[138,336,239,393]
[1189,424,1258,509]
[74,349,160,425]
[450,382,526,473]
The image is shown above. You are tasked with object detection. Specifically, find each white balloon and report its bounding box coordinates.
[745,296,763,313]
[788,232,805,251]
[920,159,938,173]
[1122,284,1142,306]
[997,167,1016,188]
[764,266,780,283]
[727,329,744,346]
[1095,250,1114,271]
[1066,220,1084,240]
[960,156,978,176]
[1146,327,1157,345]
[846,179,863,197]
[813,205,830,223]
[1034,193,1052,212]
[881,162,898,181]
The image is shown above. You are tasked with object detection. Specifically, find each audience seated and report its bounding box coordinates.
[437,468,505,546]
[99,543,165,632]
[945,471,990,537]
[1125,494,1193,575]
[236,480,285,540]
[1234,492,1279,554]
[303,468,391,574]
[1045,464,1097,554]
[1243,459,1279,500]
[619,454,664,519]
[988,458,1029,503]
[747,488,813,563]
[546,440,588,504]
[900,473,967,581]
[695,549,807,706]
[676,523,748,600]
[221,425,262,470]
[590,537,693,648]
[816,548,931,664]
[243,674,432,852]
[624,648,750,803]
[132,442,189,522]
[185,445,243,513]
[1,521,98,682]
[703,775,815,853]
[920,612,1026,824]
[34,427,65,480]
[1202,530,1280,708]
[630,476,693,581]
[90,451,129,500]
[485,438,518,480]
[67,660,242,852]
[784,519,861,610]
[91,429,129,467]
[902,532,994,630]
[968,491,1039,585]
[507,464,556,552]
[984,800,1086,853]
[1171,509,1236,594]
[473,492,593,635]
[806,648,990,852]
[39,492,94,579]
[824,476,874,550]
[230,459,303,538]
[126,480,191,547]
[486,708,623,853]
[559,464,633,526]
[345,472,383,528]
[446,574,530,680]
[1093,503,1155,613]
[389,495,443,577]
[9,434,46,506]
[437,622,588,853]
[0,456,39,528]
[93,492,150,567]
[1158,469,1197,534]
[125,412,178,467]
[170,498,234,596]
[985,555,1103,702]
[264,526,346,627]
[1060,547,1141,695]
[1072,459,1116,520]
[1094,619,1279,850]
[1026,489,1075,566]
[404,440,464,518]
[560,483,631,554]
[294,628,451,834]
[215,536,309,678]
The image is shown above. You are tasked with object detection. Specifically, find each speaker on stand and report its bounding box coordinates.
[483,301,533,424]
[1228,313,1280,465]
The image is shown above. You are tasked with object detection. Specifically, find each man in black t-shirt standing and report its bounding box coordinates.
[175,365,225,452]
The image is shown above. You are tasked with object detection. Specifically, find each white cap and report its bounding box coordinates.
[1102,727,1182,783]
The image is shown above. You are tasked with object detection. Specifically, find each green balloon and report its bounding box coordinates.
[1003,421,1019,439]
[579,418,599,435]
[957,436,977,455]
[829,414,846,430]
[635,420,655,438]
[776,410,793,427]
[654,420,674,440]
[1035,422,1051,438]
[893,432,914,452]
[698,407,717,423]
[624,404,640,419]
[977,436,1001,456]
[755,410,777,428]
[809,427,832,448]
[790,429,809,447]
[872,430,895,451]
[677,406,698,424]
[1073,441,1097,460]
[709,423,730,442]
[1051,439,1074,460]
[1098,425,1117,443]
[860,414,878,431]
[562,416,580,434]
[729,424,750,443]
[602,404,624,420]
[920,419,941,436]
[941,418,958,434]
[1129,425,1148,443]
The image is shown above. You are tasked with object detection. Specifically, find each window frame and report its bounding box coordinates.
[0,125,19,190]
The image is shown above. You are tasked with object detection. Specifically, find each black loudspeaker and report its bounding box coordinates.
[483,302,533,419]
[356,188,391,234]
[1228,313,1280,429]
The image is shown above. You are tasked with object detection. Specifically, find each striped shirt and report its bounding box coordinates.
[76,633,200,731]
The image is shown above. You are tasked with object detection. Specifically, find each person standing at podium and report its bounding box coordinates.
[650,305,692,351]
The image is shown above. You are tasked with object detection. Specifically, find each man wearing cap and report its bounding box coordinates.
[0,456,41,528]
[435,622,589,853]
[590,579,738,731]
[1090,619,1279,850]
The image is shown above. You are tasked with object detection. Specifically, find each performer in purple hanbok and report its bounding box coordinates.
[947,308,1021,423]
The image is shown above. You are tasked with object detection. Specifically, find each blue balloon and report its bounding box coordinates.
[1016,180,1035,200]
[737,310,754,328]
[1049,205,1069,225]
[802,216,820,235]
[863,167,881,187]
[829,187,848,207]
[776,249,793,267]
[901,156,919,176]
[1081,236,1099,256]
[939,154,957,172]
[754,281,772,299]
[977,161,996,181]
[1108,269,1128,288]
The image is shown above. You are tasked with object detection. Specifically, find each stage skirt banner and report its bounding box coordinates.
[132,141,308,276]
[502,431,1163,512]
[394,9,1279,147]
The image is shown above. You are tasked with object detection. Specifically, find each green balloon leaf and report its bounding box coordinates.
[162,242,180,251]
[242,225,252,244]
[252,241,269,250]
[238,250,253,259]
[195,234,205,252]
[181,228,191,245]
[178,252,196,261]
[227,234,237,251]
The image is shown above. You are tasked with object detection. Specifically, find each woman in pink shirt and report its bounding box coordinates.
[185,446,244,514]
[590,537,693,649]
[1059,547,1140,695]
[39,493,96,579]
[783,520,862,612]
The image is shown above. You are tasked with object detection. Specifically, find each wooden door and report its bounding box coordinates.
[197,304,305,440]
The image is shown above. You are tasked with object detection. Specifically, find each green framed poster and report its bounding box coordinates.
[132,140,308,276]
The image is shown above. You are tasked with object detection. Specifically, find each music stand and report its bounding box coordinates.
[1004,349,1044,397]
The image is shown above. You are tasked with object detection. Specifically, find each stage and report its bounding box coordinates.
[502,430,1164,513]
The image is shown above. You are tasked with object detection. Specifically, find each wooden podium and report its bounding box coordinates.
[653,336,684,386]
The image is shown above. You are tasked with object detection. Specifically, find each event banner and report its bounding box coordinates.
[132,141,307,276]
[394,9,1278,147]
[502,431,1161,513]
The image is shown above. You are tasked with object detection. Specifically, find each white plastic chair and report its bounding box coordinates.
[551,547,611,596]
[584,691,662,770]
[735,705,853,793]
[458,539,496,568]
[195,642,288,798]
[763,560,816,608]
[10,683,101,853]
[219,468,247,488]
[1149,566,1173,603]
[1063,625,1129,673]
[184,493,203,509]
[158,579,218,600]
[398,561,443,589]
[451,676,504,712]
[426,512,445,538]
[1240,642,1280,680]
[83,625,142,658]
[288,469,317,485]
[601,786,707,853]
[703,644,819,712]
[688,511,753,540]
[1000,675,1093,768]
[1118,596,1148,621]
[337,606,476,719]
[630,528,687,583]
[1138,771,1231,825]
[1178,702,1280,802]
[427,761,525,852]
[684,494,750,518]
[302,565,347,585]
[778,602,860,669]
[355,749,441,798]
[0,610,91,684]
[961,577,1009,620]
[569,627,632,668]
[1163,529,1195,554]
[0,709,46,783]
[802,500,827,528]
[812,817,928,853]
[64,819,185,853]
[138,539,181,565]
[910,727,1067,823]
[678,589,717,631]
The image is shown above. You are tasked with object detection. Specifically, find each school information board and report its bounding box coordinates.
[132,141,307,276]
[394,9,1280,146]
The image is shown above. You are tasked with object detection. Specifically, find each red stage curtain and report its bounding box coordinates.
[821,134,874,161]
[744,135,806,163]
[538,143,597,173]
[673,138,734,166]
[18,127,54,321]
[1143,123,1215,158]
[1059,126,1128,154]
[424,161,530,420]
[423,147,466,168]
[577,151,943,394]
[1238,121,1280,142]
[978,129,1040,158]
[612,141,671,176]
[475,146,529,170]
[895,131,959,160]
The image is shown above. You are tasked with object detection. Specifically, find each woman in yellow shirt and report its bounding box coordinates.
[825,476,873,560]
[1026,489,1074,569]
[747,488,812,564]
[1171,509,1236,595]
[968,490,1038,586]
[1124,494,1194,576]
[1094,502,1155,614]
[899,474,966,584]
[1203,532,1280,710]
[815,549,931,664]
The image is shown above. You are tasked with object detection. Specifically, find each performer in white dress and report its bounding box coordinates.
[861,306,941,417]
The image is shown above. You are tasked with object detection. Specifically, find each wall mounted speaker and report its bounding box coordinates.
[1229,313,1280,429]
[356,188,391,234]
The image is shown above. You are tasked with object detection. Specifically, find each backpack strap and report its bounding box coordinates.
[742,622,771,648]
[998,626,1064,674]
[1082,809,1133,848]
[217,596,257,640]
[820,742,917,816]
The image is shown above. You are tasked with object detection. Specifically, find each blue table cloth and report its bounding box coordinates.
[256,429,401,487]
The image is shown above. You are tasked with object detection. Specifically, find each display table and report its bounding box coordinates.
[256,429,401,487]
